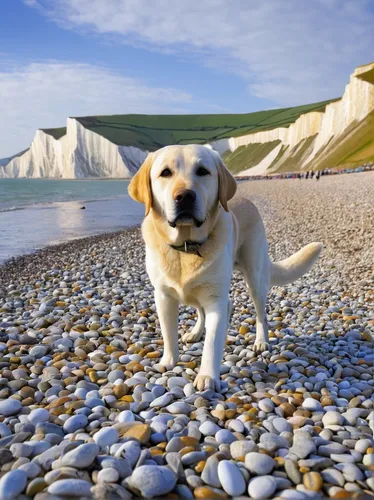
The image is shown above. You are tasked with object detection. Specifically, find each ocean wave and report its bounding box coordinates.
[0,194,129,213]
[0,206,25,213]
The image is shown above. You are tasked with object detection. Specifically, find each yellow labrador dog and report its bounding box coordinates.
[128,145,322,391]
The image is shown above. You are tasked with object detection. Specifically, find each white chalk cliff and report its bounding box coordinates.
[0,119,146,179]
[1,62,373,178]
[230,62,374,175]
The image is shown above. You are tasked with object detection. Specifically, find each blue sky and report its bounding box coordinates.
[0,0,373,157]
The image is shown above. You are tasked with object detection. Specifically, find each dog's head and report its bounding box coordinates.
[128,145,237,229]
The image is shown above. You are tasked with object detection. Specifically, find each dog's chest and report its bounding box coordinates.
[147,248,204,285]
[146,248,220,304]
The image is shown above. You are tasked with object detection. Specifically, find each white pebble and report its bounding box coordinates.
[245,452,275,475]
[28,408,49,426]
[48,479,92,496]
[218,460,246,496]
[302,398,323,411]
[199,421,221,436]
[248,476,277,499]
[0,399,22,417]
[117,410,135,423]
[0,470,28,499]
[97,468,120,483]
[94,427,119,449]
[322,411,344,427]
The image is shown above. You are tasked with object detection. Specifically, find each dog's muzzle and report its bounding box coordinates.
[168,188,204,227]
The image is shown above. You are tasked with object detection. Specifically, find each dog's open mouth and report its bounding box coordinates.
[168,212,204,228]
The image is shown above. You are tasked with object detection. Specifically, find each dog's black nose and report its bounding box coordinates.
[174,189,196,205]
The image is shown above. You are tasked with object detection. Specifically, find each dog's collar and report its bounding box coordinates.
[169,240,206,256]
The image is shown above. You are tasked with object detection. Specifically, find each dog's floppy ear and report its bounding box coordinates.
[128,153,153,216]
[213,151,237,212]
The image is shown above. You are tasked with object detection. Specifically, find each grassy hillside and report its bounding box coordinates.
[35,98,348,175]
[269,135,317,173]
[35,98,373,176]
[308,110,374,170]
[73,100,334,151]
[222,141,281,174]
[267,111,374,173]
[39,99,335,149]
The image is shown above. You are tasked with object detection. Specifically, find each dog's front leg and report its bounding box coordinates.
[194,296,228,392]
[155,289,179,367]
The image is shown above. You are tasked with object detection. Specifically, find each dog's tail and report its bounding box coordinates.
[270,242,323,286]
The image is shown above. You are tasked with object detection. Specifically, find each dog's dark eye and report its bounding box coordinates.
[160,168,172,178]
[196,166,210,176]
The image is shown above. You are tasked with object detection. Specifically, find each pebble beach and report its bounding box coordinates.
[0,172,373,500]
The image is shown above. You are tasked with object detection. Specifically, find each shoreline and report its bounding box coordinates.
[0,191,144,264]
[0,226,140,283]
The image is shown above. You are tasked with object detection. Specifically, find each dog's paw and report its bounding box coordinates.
[159,354,177,368]
[194,373,220,392]
[253,342,271,353]
[182,329,203,344]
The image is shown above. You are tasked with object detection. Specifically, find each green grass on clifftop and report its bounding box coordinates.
[222,141,281,174]
[36,99,337,174]
[41,127,67,140]
[38,100,335,148]
[72,100,334,151]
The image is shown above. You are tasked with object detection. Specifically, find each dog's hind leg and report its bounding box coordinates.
[247,274,270,353]
[238,232,271,353]
[182,306,205,343]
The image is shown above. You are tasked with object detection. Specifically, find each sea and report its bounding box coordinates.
[0,179,144,263]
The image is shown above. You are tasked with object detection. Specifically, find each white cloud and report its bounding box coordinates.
[33,0,374,105]
[0,61,196,157]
